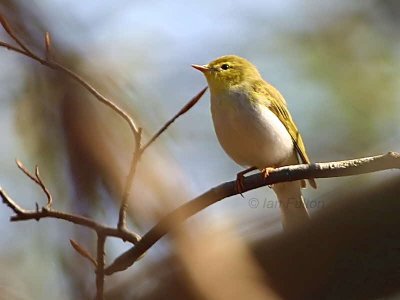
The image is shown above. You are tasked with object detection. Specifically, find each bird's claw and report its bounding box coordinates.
[261,167,275,188]
[261,167,275,178]
[235,173,245,197]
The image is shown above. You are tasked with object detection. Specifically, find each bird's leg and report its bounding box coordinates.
[261,167,276,188]
[261,167,276,179]
[235,166,257,196]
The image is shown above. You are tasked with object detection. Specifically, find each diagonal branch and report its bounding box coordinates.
[0,14,140,138]
[105,152,400,275]
[117,87,207,229]
[70,239,97,268]
[141,86,208,152]
[117,85,207,230]
[0,15,37,58]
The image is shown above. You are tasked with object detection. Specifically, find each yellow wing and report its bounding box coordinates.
[252,80,317,189]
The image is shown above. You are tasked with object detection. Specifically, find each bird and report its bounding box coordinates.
[192,55,316,230]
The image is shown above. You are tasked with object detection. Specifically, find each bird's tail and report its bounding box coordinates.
[272,180,309,230]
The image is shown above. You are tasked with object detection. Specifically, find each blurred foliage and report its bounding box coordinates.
[293,12,399,156]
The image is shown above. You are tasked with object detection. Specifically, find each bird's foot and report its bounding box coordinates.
[261,167,276,188]
[235,166,257,197]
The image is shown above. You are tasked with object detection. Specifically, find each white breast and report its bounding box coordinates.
[210,90,294,169]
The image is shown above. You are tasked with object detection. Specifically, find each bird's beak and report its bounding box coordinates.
[191,64,209,73]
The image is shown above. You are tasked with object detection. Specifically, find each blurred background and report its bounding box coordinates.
[0,0,399,299]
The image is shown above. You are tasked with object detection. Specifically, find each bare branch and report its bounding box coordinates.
[1,16,209,234]
[16,160,53,209]
[34,165,52,208]
[141,87,208,152]
[117,87,208,230]
[0,188,26,215]
[95,234,106,300]
[0,14,37,58]
[0,15,144,232]
[15,160,39,184]
[105,152,400,275]
[0,15,140,144]
[118,127,142,231]
[0,188,140,243]
[0,40,27,55]
[70,239,97,268]
[0,15,209,299]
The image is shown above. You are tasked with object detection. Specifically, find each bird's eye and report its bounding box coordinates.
[220,63,230,70]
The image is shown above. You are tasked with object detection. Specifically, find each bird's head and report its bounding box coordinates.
[192,55,261,91]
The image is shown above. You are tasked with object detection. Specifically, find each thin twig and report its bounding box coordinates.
[15,160,39,183]
[0,15,37,58]
[95,234,106,300]
[141,87,208,152]
[34,165,52,208]
[15,160,53,209]
[117,87,207,229]
[0,40,26,55]
[70,239,97,268]
[118,127,142,230]
[0,188,26,215]
[105,152,400,274]
[0,15,140,143]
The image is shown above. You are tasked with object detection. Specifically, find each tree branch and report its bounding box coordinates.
[95,234,106,300]
[0,15,140,138]
[118,87,208,229]
[0,15,208,234]
[118,127,142,231]
[141,86,208,152]
[0,14,142,233]
[15,160,52,209]
[0,186,140,244]
[105,152,400,275]
[70,239,98,268]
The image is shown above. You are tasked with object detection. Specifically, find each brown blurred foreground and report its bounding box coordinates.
[107,176,400,300]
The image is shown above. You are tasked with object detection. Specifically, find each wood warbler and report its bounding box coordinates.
[192,55,316,230]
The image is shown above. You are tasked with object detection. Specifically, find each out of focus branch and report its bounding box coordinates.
[15,159,52,209]
[105,151,400,274]
[118,87,208,229]
[0,162,141,244]
[0,14,142,233]
[70,239,98,268]
[95,234,106,300]
[141,87,208,152]
[0,15,208,233]
[0,161,141,299]
[0,15,208,299]
[0,15,140,138]
[118,127,142,231]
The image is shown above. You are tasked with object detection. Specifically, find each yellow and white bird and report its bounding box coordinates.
[192,55,316,230]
